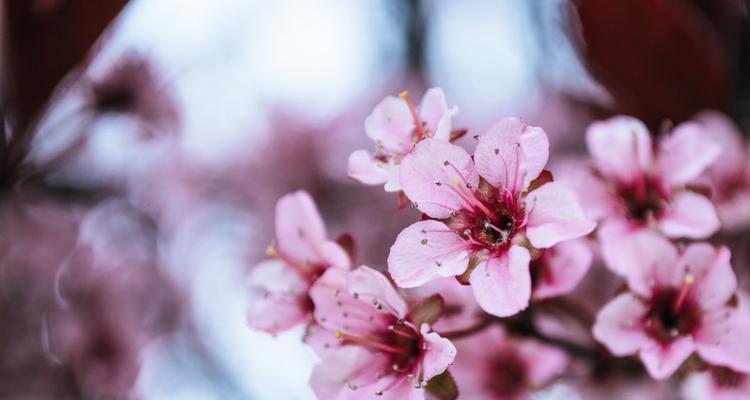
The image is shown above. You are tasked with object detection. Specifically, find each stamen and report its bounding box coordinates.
[399,91,425,141]
[336,331,410,354]
[444,162,498,222]
[673,274,695,313]
[388,325,418,339]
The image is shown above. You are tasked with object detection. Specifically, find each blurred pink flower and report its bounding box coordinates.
[531,239,593,301]
[682,367,750,400]
[451,326,568,400]
[593,235,750,379]
[347,88,457,192]
[567,116,721,276]
[388,118,594,317]
[692,110,750,233]
[307,266,456,399]
[246,190,351,334]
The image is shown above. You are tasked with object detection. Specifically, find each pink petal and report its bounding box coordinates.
[419,324,457,382]
[275,190,328,270]
[469,245,532,317]
[694,110,746,184]
[592,293,650,356]
[695,305,750,373]
[346,149,390,186]
[399,139,479,219]
[517,339,569,387]
[474,117,549,192]
[364,95,414,154]
[310,268,393,337]
[658,190,720,239]
[347,266,408,319]
[657,121,721,187]
[679,244,735,310]
[614,230,681,297]
[585,116,653,184]
[682,370,750,400]
[318,240,352,271]
[639,336,695,380]
[246,259,310,334]
[419,87,456,141]
[525,182,596,249]
[555,159,623,221]
[532,239,594,300]
[388,220,471,288]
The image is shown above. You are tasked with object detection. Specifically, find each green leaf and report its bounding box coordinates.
[426,370,458,400]
[408,294,444,328]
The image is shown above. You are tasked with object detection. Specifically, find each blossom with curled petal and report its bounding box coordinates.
[561,116,721,276]
[388,117,595,317]
[451,326,568,400]
[347,88,457,192]
[307,266,456,399]
[592,235,750,380]
[246,190,350,334]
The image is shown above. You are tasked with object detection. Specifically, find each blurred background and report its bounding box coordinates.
[1,0,749,398]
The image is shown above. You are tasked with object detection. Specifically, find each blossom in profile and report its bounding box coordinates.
[682,367,750,400]
[592,235,750,379]
[347,88,457,192]
[451,326,568,400]
[388,117,595,317]
[246,190,350,334]
[564,116,721,276]
[307,266,456,399]
[691,110,750,233]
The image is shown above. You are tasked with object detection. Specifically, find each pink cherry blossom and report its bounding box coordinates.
[691,110,750,233]
[388,117,595,317]
[531,239,593,300]
[247,190,350,334]
[565,116,722,276]
[347,88,457,192]
[451,326,568,400]
[592,235,750,380]
[307,266,456,399]
[682,367,750,400]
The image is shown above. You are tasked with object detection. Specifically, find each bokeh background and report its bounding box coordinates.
[1,0,749,398]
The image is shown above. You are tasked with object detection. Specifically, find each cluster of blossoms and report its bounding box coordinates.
[247,88,750,399]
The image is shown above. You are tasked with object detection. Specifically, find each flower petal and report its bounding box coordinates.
[420,324,457,382]
[695,299,750,373]
[419,87,456,141]
[585,116,653,184]
[592,293,650,356]
[659,190,720,239]
[639,336,695,380]
[657,121,721,187]
[532,239,594,300]
[555,160,622,221]
[347,149,390,186]
[388,220,471,288]
[469,245,531,317]
[347,266,408,319]
[399,139,479,219]
[474,117,549,192]
[517,340,569,387]
[525,182,596,249]
[364,95,414,154]
[695,110,747,185]
[246,259,310,334]
[680,244,735,310]
[276,190,328,270]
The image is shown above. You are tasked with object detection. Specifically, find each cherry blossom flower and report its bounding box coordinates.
[592,235,750,380]
[565,116,721,276]
[307,266,456,399]
[691,110,750,233]
[388,117,595,317]
[451,326,568,400]
[246,190,350,334]
[531,239,593,300]
[682,367,750,400]
[347,88,457,192]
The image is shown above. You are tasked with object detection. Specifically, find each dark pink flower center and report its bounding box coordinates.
[486,350,528,398]
[616,174,669,222]
[643,284,701,344]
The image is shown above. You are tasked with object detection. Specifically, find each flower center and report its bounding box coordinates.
[643,277,701,344]
[617,174,668,222]
[487,350,528,397]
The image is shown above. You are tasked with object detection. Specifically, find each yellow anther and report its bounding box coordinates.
[265,245,277,257]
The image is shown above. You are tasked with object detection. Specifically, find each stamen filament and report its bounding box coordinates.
[673,274,695,313]
[336,331,410,354]
[400,91,425,141]
[444,162,499,222]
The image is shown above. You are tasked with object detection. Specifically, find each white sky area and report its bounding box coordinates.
[29,0,595,398]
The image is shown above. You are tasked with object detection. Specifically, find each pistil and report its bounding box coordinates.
[400,91,425,141]
[336,331,411,354]
[672,274,695,313]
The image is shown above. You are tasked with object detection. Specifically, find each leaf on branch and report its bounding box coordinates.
[426,370,458,400]
[408,294,444,328]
